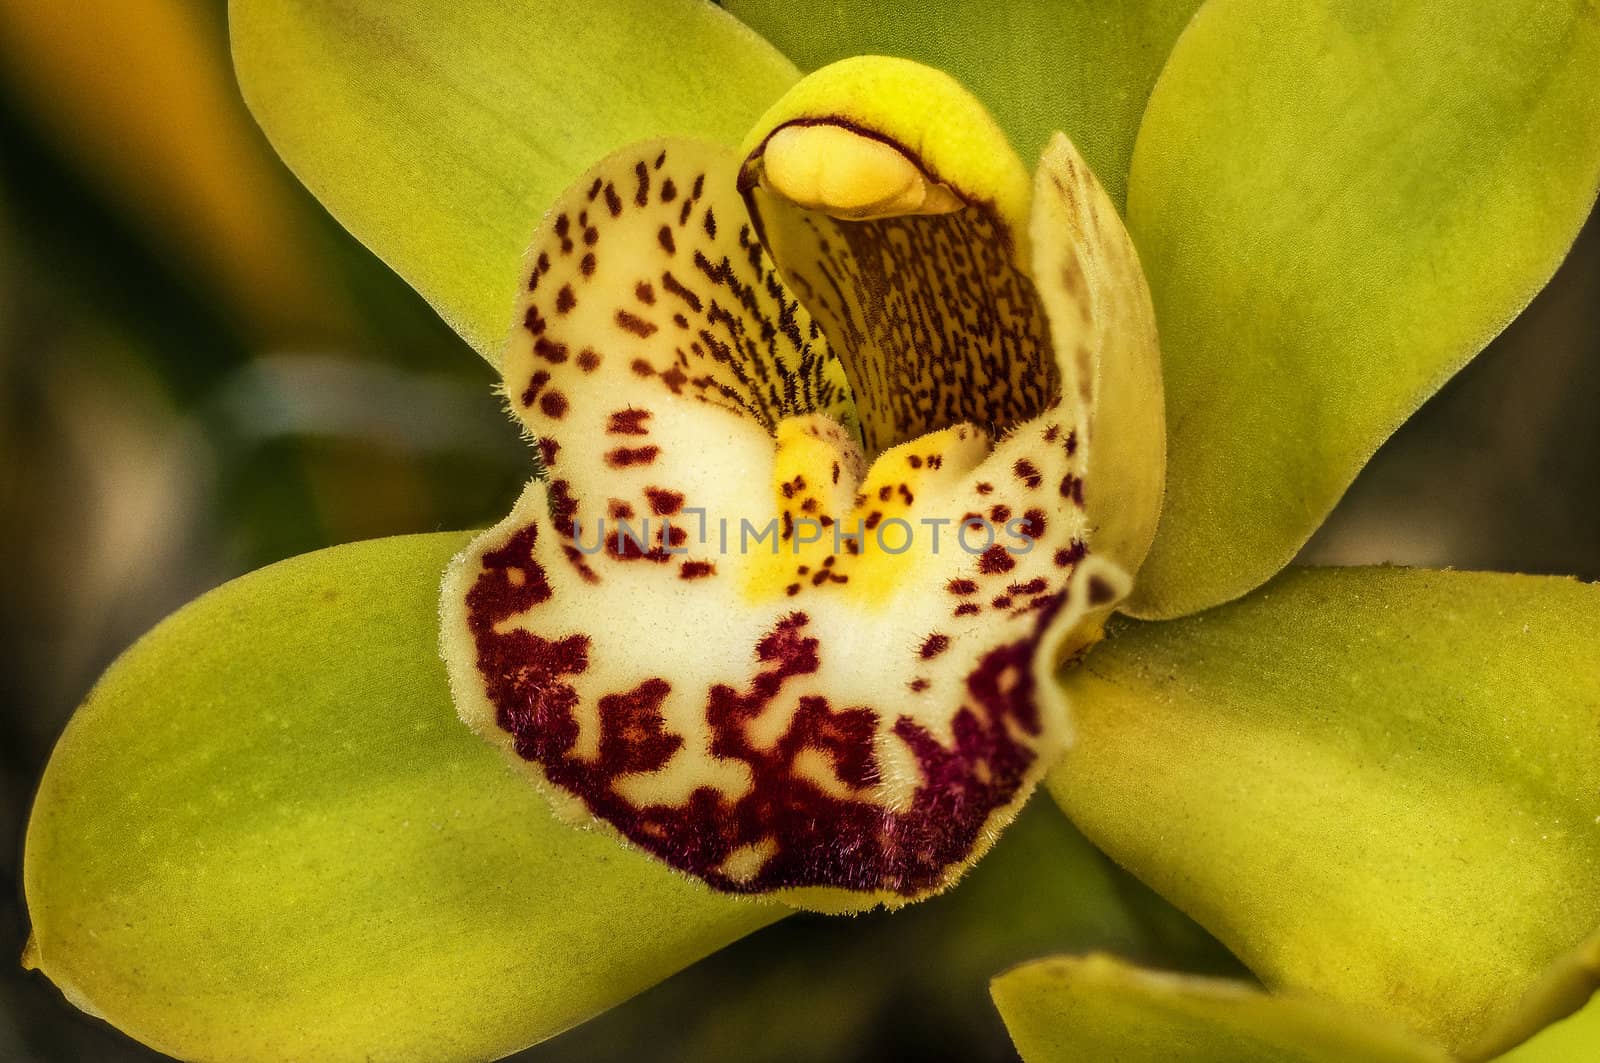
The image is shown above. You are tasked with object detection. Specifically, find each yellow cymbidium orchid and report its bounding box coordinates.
[440,58,1156,910]
[19,2,1600,1062]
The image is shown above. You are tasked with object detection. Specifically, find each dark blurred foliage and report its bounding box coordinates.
[0,2,1596,1061]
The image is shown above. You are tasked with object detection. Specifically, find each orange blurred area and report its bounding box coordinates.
[0,6,527,1056]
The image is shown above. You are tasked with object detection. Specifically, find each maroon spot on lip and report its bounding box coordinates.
[576,348,601,373]
[657,225,676,255]
[539,391,569,419]
[615,309,658,338]
[1053,540,1087,568]
[634,160,651,207]
[660,271,703,312]
[555,285,577,314]
[520,370,551,408]
[947,579,978,596]
[1059,474,1085,506]
[534,337,568,364]
[605,445,660,468]
[680,560,716,580]
[919,634,951,659]
[645,487,685,515]
[978,545,1016,575]
[1013,458,1042,489]
[606,409,651,435]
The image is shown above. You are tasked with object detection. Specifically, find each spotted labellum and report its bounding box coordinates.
[441,57,1161,908]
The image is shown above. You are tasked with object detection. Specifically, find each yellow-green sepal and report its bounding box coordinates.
[993,954,1452,1063]
[1126,0,1600,618]
[24,533,780,1062]
[1049,567,1600,1054]
[230,0,800,364]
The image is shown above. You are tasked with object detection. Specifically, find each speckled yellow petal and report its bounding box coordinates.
[737,57,1052,455]
[441,134,1124,911]
[736,58,1164,576]
[1030,133,1165,578]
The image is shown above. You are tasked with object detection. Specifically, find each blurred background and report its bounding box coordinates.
[0,2,1595,1060]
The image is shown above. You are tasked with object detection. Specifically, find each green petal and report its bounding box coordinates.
[229,0,799,363]
[1500,946,1600,1063]
[1125,0,1600,619]
[992,954,1451,1063]
[722,0,1205,206]
[23,533,779,1063]
[1048,567,1600,1053]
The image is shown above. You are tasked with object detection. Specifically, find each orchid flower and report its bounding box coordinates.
[21,2,1600,1062]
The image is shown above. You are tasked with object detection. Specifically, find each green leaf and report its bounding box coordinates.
[992,954,1451,1063]
[23,533,780,1063]
[723,0,1203,206]
[229,0,799,364]
[1125,0,1600,618]
[1048,567,1600,1054]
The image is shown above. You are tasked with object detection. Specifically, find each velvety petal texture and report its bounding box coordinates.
[992,955,1451,1063]
[1500,958,1600,1063]
[230,0,800,361]
[1049,567,1600,1053]
[724,0,1206,206]
[1126,0,1600,618]
[24,534,778,1063]
[440,58,1159,911]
